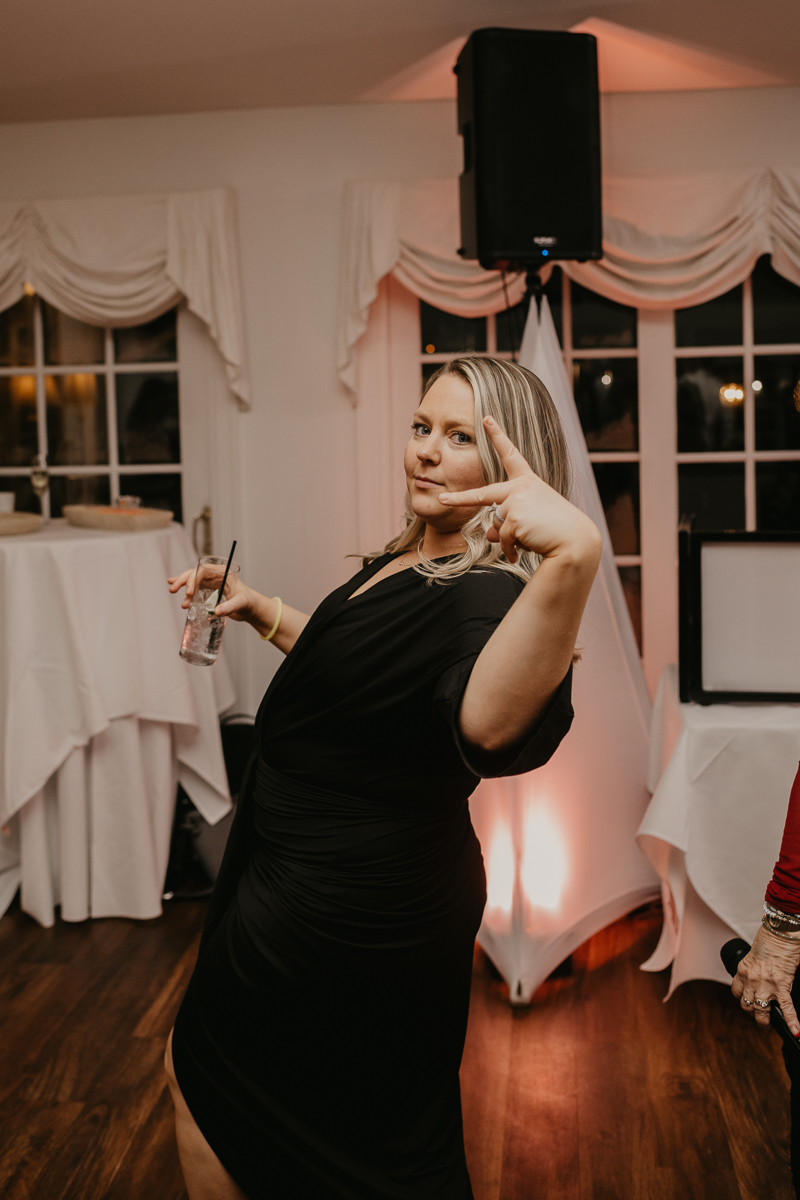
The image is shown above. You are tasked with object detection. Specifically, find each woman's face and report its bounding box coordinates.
[404,373,485,532]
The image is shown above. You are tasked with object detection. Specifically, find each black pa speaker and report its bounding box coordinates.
[456,28,602,271]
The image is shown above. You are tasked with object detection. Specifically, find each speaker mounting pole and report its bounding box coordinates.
[525,266,545,315]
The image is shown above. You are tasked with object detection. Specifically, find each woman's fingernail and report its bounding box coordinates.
[485,416,495,424]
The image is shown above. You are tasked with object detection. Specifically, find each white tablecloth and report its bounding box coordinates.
[0,520,235,926]
[638,665,800,996]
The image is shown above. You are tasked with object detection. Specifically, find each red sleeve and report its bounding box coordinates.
[765,762,800,915]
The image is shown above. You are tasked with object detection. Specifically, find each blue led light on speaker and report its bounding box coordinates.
[542,250,549,256]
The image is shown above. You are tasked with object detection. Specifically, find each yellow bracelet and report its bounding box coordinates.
[260,597,283,642]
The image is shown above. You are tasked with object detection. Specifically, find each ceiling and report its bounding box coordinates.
[361,18,785,102]
[2,0,798,124]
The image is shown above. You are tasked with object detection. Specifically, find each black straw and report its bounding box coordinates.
[216,540,237,614]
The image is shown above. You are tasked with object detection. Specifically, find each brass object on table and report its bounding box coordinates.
[193,506,213,556]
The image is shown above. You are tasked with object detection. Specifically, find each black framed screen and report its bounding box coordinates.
[679,529,800,703]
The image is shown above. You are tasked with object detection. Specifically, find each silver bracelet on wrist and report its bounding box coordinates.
[762,902,800,940]
[762,917,800,942]
[765,901,800,926]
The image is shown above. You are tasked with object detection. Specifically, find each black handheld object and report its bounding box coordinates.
[721,937,800,1061]
[216,539,237,613]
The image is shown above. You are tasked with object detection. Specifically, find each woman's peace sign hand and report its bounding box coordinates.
[439,415,600,566]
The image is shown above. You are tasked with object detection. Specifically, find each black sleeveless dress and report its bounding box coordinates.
[171,553,573,1199]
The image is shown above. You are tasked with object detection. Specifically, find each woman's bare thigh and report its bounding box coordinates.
[165,1028,249,1200]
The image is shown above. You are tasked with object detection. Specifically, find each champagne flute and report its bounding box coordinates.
[30,454,49,518]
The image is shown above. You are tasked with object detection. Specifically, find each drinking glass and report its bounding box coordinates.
[30,453,49,515]
[180,555,240,666]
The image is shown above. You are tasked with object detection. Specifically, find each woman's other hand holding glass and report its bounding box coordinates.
[167,569,309,656]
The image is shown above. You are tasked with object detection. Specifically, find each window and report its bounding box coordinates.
[676,257,800,532]
[419,269,642,650]
[410,258,800,689]
[0,293,182,520]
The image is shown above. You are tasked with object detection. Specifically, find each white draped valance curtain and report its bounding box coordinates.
[0,187,250,408]
[338,168,800,396]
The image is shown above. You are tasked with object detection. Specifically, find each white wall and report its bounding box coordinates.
[0,86,798,712]
[602,86,800,173]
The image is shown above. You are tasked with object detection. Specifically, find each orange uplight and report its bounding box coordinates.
[485,822,514,914]
[9,375,36,404]
[520,805,568,912]
[44,373,98,407]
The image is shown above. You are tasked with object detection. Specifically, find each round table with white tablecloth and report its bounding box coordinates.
[638,664,800,997]
[0,519,234,927]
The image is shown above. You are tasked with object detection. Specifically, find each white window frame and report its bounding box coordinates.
[0,295,182,519]
[674,276,800,530]
[418,270,800,700]
[567,275,641,579]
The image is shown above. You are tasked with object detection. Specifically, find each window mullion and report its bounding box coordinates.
[105,327,120,503]
[33,298,50,520]
[640,308,678,696]
[743,276,756,530]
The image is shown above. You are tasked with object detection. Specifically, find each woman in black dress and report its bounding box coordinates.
[165,357,601,1200]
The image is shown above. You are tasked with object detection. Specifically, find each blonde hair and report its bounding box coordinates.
[371,356,573,583]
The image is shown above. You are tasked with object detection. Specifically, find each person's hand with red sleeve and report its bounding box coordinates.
[732,763,800,1035]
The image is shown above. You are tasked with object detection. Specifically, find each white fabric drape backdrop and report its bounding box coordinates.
[338,169,800,395]
[0,188,250,408]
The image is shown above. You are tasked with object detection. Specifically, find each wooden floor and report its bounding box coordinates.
[0,898,793,1199]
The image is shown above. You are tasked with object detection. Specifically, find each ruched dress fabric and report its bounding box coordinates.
[172,553,574,1200]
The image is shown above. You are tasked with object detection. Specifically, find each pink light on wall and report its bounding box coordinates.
[521,804,569,914]
[485,820,514,915]
[482,793,569,925]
